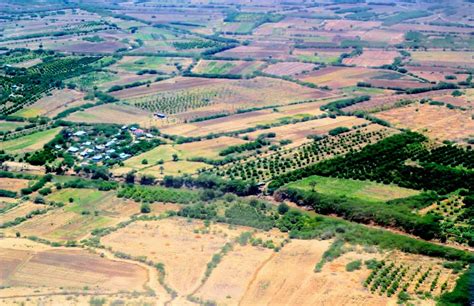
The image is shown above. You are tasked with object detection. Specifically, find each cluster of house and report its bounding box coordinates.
[62,126,155,163]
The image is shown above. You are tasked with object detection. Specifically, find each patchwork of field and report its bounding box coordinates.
[13,89,87,118]
[405,65,470,83]
[0,121,26,132]
[160,102,329,137]
[0,201,48,225]
[286,175,420,203]
[376,103,474,143]
[293,48,342,64]
[215,42,291,60]
[8,189,142,242]
[342,50,399,67]
[101,217,287,298]
[112,56,193,75]
[0,127,62,154]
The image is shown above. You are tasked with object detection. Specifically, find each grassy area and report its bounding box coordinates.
[286,175,420,203]
[0,127,61,153]
[118,56,167,72]
[200,61,235,74]
[47,188,107,212]
[0,120,26,132]
[12,108,43,118]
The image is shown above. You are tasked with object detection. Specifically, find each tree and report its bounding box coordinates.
[140,203,151,214]
[309,180,317,192]
[277,202,289,215]
[172,153,179,162]
[125,171,136,184]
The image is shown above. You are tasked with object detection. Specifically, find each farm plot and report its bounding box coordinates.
[0,178,29,192]
[0,127,62,154]
[120,76,330,124]
[210,125,397,182]
[410,51,474,68]
[405,65,470,83]
[342,50,400,67]
[66,103,153,127]
[286,175,420,203]
[0,238,150,298]
[298,66,424,89]
[242,115,369,147]
[293,48,342,64]
[13,89,87,118]
[262,61,316,76]
[376,103,474,143]
[113,56,193,75]
[192,60,264,76]
[0,201,48,226]
[10,189,142,242]
[215,42,292,60]
[0,121,26,132]
[238,240,391,306]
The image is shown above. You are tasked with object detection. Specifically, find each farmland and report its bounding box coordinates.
[0,0,473,305]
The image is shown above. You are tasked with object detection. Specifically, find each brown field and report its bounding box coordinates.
[406,65,470,83]
[343,50,400,67]
[238,240,389,306]
[0,177,30,192]
[262,62,316,76]
[0,238,150,298]
[360,29,405,44]
[322,20,382,31]
[15,89,87,118]
[66,103,154,127]
[410,51,474,68]
[101,218,237,295]
[342,89,456,113]
[243,115,370,146]
[0,202,48,225]
[376,103,474,143]
[215,42,291,60]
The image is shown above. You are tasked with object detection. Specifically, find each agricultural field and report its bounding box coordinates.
[0,127,61,154]
[0,0,473,305]
[376,103,474,144]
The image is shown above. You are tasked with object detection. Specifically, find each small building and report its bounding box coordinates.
[68,146,79,153]
[105,140,115,147]
[133,129,144,136]
[92,154,103,161]
[74,131,86,137]
[106,149,116,154]
[119,153,131,159]
[154,113,166,119]
[84,141,92,146]
[95,145,105,151]
[145,133,154,138]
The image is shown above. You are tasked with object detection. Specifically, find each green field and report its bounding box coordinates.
[0,127,61,153]
[47,188,107,212]
[286,175,420,203]
[118,56,167,72]
[0,120,26,132]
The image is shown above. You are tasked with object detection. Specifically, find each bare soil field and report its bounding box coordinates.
[215,42,291,60]
[342,89,456,113]
[410,51,474,68]
[14,89,87,118]
[0,177,30,192]
[296,66,383,88]
[262,62,316,76]
[405,65,470,83]
[376,103,474,143]
[102,218,234,295]
[0,238,150,299]
[322,20,382,31]
[343,50,400,67]
[66,103,153,127]
[238,240,390,306]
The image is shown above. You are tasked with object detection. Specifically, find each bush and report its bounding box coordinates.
[346,260,362,272]
[140,203,151,214]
